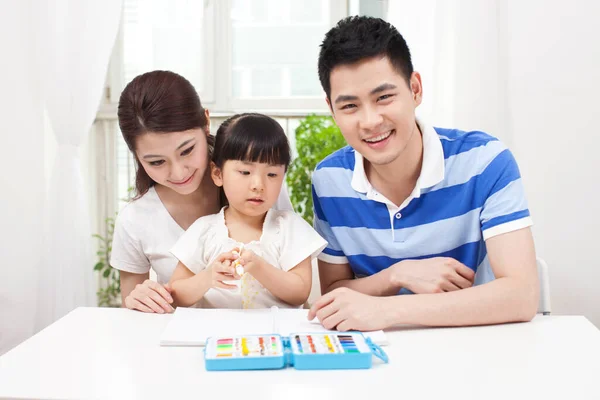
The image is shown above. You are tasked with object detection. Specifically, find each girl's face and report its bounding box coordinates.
[211,160,286,217]
[135,128,210,195]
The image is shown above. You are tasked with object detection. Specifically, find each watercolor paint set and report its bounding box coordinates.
[204,332,388,371]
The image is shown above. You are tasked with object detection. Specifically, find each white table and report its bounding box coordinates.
[1,308,600,400]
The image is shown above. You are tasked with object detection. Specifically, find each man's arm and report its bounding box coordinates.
[318,261,400,296]
[319,257,475,296]
[389,227,539,326]
[310,227,539,330]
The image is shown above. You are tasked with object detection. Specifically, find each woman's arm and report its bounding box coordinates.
[111,206,176,313]
[120,271,147,304]
[240,252,312,306]
[120,271,174,313]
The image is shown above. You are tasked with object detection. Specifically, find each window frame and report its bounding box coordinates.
[214,0,347,111]
[106,0,347,113]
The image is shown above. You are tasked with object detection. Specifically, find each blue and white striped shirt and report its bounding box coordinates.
[312,120,533,287]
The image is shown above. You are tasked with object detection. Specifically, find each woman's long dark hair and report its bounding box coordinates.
[117,70,214,198]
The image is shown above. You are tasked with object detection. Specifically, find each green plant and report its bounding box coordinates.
[93,187,135,307]
[93,216,121,307]
[286,115,346,226]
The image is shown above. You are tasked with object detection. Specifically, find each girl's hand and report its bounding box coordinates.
[238,249,264,274]
[124,280,174,314]
[209,251,241,289]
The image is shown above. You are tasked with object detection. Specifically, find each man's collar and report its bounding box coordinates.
[350,118,445,196]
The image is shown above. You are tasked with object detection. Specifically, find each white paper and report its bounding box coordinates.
[160,308,272,346]
[159,307,388,346]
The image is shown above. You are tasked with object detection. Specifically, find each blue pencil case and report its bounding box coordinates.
[204,332,389,371]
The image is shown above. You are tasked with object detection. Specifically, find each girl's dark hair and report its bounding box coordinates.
[117,70,214,198]
[212,113,291,170]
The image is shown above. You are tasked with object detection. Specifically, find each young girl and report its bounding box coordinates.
[169,113,327,308]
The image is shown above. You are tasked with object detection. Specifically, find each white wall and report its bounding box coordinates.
[504,0,600,326]
[390,0,600,327]
[0,1,45,355]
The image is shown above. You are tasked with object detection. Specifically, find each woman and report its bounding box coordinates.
[111,70,292,313]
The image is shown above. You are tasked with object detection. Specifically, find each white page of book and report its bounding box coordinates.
[160,307,388,346]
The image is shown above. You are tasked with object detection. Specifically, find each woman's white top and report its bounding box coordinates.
[170,207,328,309]
[110,184,295,285]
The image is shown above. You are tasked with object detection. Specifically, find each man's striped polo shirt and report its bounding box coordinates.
[311,119,533,287]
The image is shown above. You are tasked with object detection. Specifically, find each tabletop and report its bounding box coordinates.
[1,307,600,400]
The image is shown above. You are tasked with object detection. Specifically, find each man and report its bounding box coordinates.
[308,16,538,331]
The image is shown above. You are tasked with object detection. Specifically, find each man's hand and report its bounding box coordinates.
[391,257,475,294]
[308,288,393,331]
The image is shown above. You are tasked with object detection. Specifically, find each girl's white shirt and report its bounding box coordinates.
[170,207,327,309]
[110,183,295,286]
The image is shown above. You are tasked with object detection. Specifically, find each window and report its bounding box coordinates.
[111,0,346,111]
[228,0,344,108]
[119,0,214,102]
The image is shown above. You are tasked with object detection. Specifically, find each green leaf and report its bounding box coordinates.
[286,115,345,226]
[93,215,121,306]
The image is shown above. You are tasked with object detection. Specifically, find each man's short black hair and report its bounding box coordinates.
[318,16,414,100]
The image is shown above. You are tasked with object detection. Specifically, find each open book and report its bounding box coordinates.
[160,307,388,347]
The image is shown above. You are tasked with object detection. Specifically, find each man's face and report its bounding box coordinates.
[327,56,422,167]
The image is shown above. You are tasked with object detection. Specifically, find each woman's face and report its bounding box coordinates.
[135,128,210,195]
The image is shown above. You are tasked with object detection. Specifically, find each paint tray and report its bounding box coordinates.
[204,332,388,371]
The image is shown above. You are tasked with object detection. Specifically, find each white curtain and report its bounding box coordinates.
[387,0,511,144]
[0,1,46,355]
[35,0,123,331]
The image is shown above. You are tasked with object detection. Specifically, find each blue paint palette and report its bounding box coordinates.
[204,332,388,371]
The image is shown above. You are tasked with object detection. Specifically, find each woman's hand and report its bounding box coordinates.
[124,279,175,314]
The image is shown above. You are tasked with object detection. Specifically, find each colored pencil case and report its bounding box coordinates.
[204,332,389,371]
